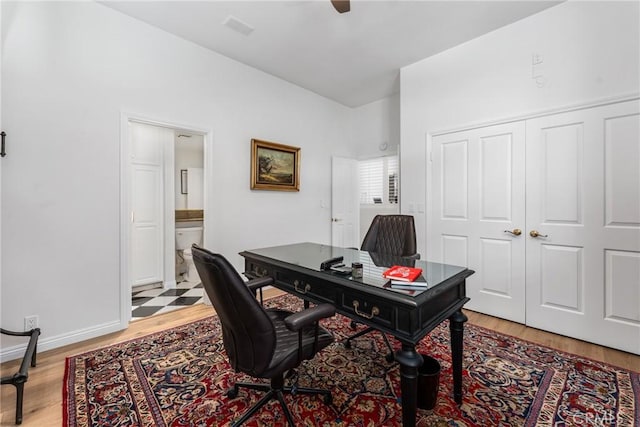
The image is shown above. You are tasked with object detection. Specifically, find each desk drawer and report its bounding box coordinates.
[245,260,273,279]
[276,271,336,304]
[341,290,394,329]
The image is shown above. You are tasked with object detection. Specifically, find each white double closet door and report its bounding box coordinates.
[431,99,640,354]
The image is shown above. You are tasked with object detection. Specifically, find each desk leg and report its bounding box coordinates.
[449,310,467,404]
[395,344,423,427]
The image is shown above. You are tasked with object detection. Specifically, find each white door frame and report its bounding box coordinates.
[119,112,212,328]
[425,94,639,353]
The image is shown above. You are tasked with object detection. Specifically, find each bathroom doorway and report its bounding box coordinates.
[120,114,210,324]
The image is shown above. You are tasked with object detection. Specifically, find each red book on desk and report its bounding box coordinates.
[382,265,423,282]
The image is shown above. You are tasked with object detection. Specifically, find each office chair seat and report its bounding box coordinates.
[264,309,334,378]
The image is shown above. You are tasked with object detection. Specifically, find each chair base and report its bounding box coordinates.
[344,323,395,363]
[226,375,332,427]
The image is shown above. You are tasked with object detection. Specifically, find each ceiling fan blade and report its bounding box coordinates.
[331,0,350,14]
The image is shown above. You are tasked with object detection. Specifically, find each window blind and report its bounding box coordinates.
[358,155,399,204]
[359,158,383,203]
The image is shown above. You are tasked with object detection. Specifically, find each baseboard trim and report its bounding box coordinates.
[0,319,125,363]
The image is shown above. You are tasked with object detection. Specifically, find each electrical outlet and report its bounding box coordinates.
[24,315,39,331]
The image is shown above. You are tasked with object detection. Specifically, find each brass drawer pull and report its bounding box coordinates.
[253,266,268,277]
[353,300,379,319]
[294,280,311,294]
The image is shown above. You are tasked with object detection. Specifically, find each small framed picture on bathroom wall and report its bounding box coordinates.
[180,169,188,194]
[250,139,300,191]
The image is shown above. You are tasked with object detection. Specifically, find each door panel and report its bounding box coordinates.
[605,114,640,227]
[605,250,640,323]
[480,133,513,221]
[541,123,583,224]
[432,122,526,323]
[479,238,513,296]
[442,140,468,219]
[442,235,468,268]
[130,122,166,288]
[526,100,640,354]
[132,224,161,285]
[540,244,583,312]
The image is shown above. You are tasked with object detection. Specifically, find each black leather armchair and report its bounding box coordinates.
[1,327,40,425]
[192,245,336,427]
[346,214,420,361]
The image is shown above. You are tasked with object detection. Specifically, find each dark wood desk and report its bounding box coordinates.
[240,243,474,427]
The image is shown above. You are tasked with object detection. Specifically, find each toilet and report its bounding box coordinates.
[175,226,203,282]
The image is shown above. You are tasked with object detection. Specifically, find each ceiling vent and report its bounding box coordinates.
[222,15,254,36]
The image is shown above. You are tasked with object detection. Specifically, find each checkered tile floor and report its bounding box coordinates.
[132,280,204,320]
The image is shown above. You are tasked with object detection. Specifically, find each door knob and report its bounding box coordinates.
[529,230,548,238]
[504,229,522,236]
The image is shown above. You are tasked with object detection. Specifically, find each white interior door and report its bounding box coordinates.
[431,122,526,323]
[331,156,359,248]
[526,100,640,354]
[130,122,170,287]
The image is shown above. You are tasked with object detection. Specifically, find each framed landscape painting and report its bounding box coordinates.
[250,139,300,191]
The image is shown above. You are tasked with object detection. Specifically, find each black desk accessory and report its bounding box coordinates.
[329,264,352,275]
[320,256,343,271]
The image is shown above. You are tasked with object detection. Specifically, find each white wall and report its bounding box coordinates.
[400,1,640,256]
[352,93,400,159]
[0,2,354,358]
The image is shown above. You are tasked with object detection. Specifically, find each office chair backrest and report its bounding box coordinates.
[361,214,418,257]
[191,245,276,377]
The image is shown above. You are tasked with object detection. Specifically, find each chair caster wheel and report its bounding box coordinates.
[344,340,352,349]
[226,385,239,399]
[324,393,333,405]
[349,321,358,330]
[385,353,395,363]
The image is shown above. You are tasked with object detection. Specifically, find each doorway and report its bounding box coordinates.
[331,155,400,249]
[120,114,210,325]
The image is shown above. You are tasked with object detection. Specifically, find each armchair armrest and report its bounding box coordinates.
[284,303,336,332]
[405,253,421,260]
[246,276,274,292]
[1,327,40,425]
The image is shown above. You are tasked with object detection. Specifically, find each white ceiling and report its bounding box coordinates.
[101,0,561,107]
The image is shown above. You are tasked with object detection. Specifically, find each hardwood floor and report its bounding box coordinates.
[1,289,638,426]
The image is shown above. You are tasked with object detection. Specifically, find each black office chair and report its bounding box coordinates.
[191,245,336,427]
[345,214,420,361]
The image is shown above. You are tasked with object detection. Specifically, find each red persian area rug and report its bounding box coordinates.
[64,294,639,426]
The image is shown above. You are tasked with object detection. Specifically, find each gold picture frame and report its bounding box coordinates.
[250,139,300,191]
